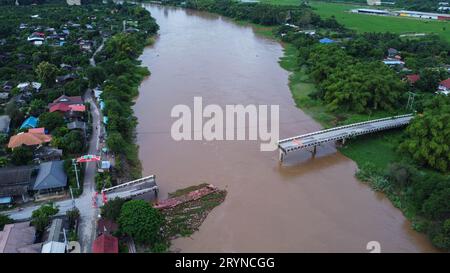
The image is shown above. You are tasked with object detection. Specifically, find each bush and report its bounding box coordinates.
[31,203,59,233]
[101,197,127,221]
[0,214,13,230]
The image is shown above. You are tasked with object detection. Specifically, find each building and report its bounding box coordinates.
[8,129,52,149]
[32,160,67,194]
[48,95,84,109]
[0,166,35,203]
[19,116,38,130]
[387,48,398,58]
[67,121,87,131]
[405,74,420,84]
[437,78,450,95]
[0,222,42,253]
[55,74,78,84]
[92,234,119,253]
[33,146,63,163]
[383,59,405,68]
[41,218,66,253]
[0,115,11,135]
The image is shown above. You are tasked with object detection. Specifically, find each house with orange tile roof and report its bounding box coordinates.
[7,129,52,149]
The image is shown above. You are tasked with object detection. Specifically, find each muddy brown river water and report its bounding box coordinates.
[134,4,437,252]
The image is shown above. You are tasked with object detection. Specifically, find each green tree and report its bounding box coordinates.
[11,146,33,165]
[87,66,106,88]
[0,214,13,230]
[101,197,127,221]
[66,208,80,230]
[38,112,65,132]
[399,97,450,172]
[31,203,59,233]
[29,99,46,117]
[118,200,164,244]
[36,61,58,88]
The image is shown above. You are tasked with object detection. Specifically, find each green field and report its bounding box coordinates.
[260,0,450,42]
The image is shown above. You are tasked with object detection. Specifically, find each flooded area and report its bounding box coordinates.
[133,4,437,252]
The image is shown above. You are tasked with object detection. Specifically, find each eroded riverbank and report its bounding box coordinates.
[133,4,437,252]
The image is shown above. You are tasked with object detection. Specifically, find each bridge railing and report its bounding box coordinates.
[278,114,413,145]
[279,115,412,153]
[101,175,156,193]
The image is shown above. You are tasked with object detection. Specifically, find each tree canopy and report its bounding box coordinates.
[118,200,164,244]
[400,96,450,172]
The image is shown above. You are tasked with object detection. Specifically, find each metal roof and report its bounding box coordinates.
[33,160,67,191]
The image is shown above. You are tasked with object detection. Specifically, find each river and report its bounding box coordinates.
[133,4,436,252]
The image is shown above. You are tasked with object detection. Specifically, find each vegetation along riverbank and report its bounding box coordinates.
[100,184,227,252]
[146,0,450,250]
[91,3,159,182]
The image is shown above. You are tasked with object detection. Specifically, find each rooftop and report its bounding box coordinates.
[0,222,41,253]
[33,160,67,191]
[92,234,118,253]
[0,165,35,197]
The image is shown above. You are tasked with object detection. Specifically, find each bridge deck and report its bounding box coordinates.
[278,114,413,154]
[101,175,158,200]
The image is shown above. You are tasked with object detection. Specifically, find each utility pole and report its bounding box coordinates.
[69,187,76,208]
[72,159,80,189]
[406,92,417,111]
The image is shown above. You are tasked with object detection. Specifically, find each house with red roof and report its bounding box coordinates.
[92,234,119,253]
[438,78,450,94]
[49,103,71,113]
[48,95,83,109]
[405,74,420,85]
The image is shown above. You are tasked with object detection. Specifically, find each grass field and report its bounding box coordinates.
[260,0,450,42]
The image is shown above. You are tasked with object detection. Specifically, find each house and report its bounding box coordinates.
[0,165,35,203]
[405,74,420,84]
[67,120,87,131]
[56,74,78,84]
[48,95,83,108]
[98,161,111,173]
[27,35,45,46]
[3,81,13,92]
[0,222,42,253]
[78,39,93,51]
[16,82,41,93]
[319,38,335,44]
[93,87,103,101]
[41,218,66,253]
[383,59,405,68]
[32,160,67,194]
[19,116,39,130]
[49,103,71,113]
[33,146,63,162]
[387,48,398,58]
[437,78,450,93]
[8,129,52,149]
[0,92,9,100]
[92,234,118,253]
[0,115,11,135]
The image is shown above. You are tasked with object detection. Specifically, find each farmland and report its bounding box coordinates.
[260,0,450,42]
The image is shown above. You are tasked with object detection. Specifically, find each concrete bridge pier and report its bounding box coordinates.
[279,150,285,163]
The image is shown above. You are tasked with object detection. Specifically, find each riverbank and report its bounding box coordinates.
[145,1,447,251]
